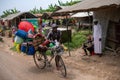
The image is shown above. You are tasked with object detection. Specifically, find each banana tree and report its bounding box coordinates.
[1,8,20,18]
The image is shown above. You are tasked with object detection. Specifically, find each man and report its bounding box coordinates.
[93,19,102,57]
[82,35,94,56]
[47,24,61,70]
[47,24,61,42]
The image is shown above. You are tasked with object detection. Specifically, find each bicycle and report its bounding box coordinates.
[33,41,67,77]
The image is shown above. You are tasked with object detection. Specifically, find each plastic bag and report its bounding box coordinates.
[14,36,24,44]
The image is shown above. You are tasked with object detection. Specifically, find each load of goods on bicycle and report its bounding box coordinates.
[11,21,67,77]
[11,21,66,55]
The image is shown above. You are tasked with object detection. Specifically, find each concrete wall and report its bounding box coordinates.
[93,7,120,50]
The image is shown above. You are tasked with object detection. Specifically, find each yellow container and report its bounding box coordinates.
[14,42,21,53]
[16,44,21,53]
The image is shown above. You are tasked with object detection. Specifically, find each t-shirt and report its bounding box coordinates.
[47,30,61,41]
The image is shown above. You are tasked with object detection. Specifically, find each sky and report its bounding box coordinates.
[0,0,71,15]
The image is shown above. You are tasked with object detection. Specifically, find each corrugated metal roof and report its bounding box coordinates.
[3,12,22,20]
[43,12,52,16]
[56,6,73,13]
[34,13,43,17]
[3,12,36,20]
[60,6,70,9]
[71,12,93,18]
[42,12,53,19]
[56,0,120,13]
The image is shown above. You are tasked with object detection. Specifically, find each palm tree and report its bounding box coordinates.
[29,0,80,14]
[58,0,80,6]
[1,8,20,18]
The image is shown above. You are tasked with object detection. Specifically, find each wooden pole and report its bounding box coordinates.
[65,14,71,56]
[87,11,92,33]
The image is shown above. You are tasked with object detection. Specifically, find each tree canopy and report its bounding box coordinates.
[1,8,20,18]
[30,0,80,14]
[58,0,80,6]
[1,0,80,17]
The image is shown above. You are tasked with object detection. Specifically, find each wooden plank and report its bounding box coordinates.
[107,38,119,43]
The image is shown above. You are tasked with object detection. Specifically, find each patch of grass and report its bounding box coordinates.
[0,37,3,42]
[64,30,92,50]
[10,46,17,52]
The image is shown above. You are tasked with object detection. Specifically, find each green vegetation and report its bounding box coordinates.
[30,0,80,14]
[1,0,80,17]
[30,4,57,14]
[58,0,80,6]
[0,37,3,42]
[64,30,92,50]
[10,46,17,52]
[1,8,20,18]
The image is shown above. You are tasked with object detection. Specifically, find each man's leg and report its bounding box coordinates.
[55,55,60,70]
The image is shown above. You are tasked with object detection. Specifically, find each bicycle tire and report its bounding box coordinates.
[56,55,67,77]
[33,52,46,69]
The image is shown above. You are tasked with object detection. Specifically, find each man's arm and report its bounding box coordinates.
[47,31,52,40]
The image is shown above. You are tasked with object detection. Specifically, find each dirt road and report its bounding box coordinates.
[0,37,78,80]
[0,48,71,80]
[0,37,120,80]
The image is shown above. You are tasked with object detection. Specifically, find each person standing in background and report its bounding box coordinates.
[93,19,102,57]
[39,18,42,28]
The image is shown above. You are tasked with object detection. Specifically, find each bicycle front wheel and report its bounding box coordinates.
[33,52,46,69]
[56,55,67,77]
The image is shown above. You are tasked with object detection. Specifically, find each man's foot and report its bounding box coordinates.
[95,53,102,57]
[99,54,102,57]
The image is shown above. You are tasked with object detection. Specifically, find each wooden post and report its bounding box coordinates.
[65,14,71,56]
[87,11,92,33]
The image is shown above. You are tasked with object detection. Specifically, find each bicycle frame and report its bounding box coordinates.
[43,45,64,65]
[33,44,67,77]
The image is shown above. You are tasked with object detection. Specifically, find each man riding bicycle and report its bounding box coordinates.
[34,24,67,77]
[47,24,61,70]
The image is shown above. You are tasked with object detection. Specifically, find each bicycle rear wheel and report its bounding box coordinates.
[33,52,46,69]
[56,56,67,77]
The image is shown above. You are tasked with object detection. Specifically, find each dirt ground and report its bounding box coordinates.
[0,37,120,80]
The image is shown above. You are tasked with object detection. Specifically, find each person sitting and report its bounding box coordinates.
[82,35,94,56]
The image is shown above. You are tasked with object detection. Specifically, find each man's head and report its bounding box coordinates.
[52,24,58,32]
[93,19,98,25]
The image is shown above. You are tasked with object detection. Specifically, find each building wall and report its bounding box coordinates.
[93,7,120,50]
